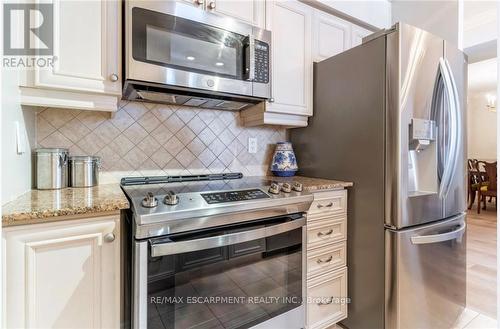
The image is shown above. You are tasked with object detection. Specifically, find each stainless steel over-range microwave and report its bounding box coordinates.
[124,1,272,110]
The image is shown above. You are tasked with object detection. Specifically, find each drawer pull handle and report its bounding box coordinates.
[317,229,334,237]
[317,202,334,209]
[316,255,333,264]
[317,297,334,306]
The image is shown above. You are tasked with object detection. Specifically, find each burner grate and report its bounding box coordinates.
[120,172,243,186]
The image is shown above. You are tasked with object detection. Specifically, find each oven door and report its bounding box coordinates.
[133,214,305,329]
[126,1,269,97]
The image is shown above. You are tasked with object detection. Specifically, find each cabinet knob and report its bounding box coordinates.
[195,0,203,4]
[208,1,216,9]
[104,233,115,243]
[269,98,275,103]
[110,73,119,82]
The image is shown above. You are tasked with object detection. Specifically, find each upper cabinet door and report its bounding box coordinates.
[266,0,313,116]
[351,25,373,48]
[34,0,121,95]
[209,0,265,28]
[313,10,351,62]
[177,0,205,9]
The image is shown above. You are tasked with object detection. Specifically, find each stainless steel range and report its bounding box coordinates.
[121,173,313,329]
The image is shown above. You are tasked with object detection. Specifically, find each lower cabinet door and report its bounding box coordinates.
[2,216,120,329]
[307,267,348,329]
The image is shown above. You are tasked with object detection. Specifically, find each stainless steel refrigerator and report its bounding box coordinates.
[290,23,467,329]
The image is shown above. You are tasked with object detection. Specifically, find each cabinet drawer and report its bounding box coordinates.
[307,267,348,329]
[307,242,346,278]
[309,190,347,216]
[307,216,346,249]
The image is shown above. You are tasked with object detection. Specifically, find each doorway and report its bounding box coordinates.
[464,56,497,324]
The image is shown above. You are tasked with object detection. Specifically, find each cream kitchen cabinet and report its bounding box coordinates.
[306,189,348,329]
[177,0,206,8]
[2,215,120,329]
[208,0,266,28]
[312,10,351,62]
[265,0,313,117]
[351,24,373,47]
[19,0,121,112]
[181,0,265,28]
[241,2,375,128]
[241,0,313,127]
[312,9,375,62]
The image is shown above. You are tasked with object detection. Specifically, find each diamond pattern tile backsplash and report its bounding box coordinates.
[36,101,288,184]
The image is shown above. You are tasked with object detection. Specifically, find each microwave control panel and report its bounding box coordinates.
[254,41,269,84]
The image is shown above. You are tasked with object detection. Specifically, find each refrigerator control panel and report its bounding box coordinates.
[410,119,436,141]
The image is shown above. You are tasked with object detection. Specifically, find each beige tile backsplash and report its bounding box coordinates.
[36,101,287,184]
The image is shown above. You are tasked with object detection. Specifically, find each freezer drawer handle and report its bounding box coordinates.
[410,221,466,245]
[317,229,334,237]
[316,255,333,264]
[317,202,334,209]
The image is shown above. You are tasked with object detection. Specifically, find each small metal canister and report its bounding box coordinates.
[69,156,101,187]
[35,148,69,190]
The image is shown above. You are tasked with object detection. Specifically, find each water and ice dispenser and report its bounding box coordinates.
[408,118,438,195]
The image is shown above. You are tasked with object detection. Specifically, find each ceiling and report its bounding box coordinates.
[463,1,497,49]
[464,1,497,22]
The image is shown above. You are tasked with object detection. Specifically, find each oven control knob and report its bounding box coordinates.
[281,182,292,193]
[268,182,280,195]
[141,192,158,208]
[292,182,303,192]
[164,191,179,206]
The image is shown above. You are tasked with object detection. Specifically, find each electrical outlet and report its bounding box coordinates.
[248,137,257,154]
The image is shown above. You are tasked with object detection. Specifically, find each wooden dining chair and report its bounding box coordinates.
[477,161,497,213]
[468,159,481,209]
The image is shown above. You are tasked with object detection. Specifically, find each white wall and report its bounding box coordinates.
[1,69,36,205]
[467,58,497,161]
[467,93,497,160]
[317,0,392,28]
[391,0,459,45]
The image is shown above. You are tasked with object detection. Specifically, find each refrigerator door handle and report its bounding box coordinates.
[410,221,466,245]
[437,58,461,199]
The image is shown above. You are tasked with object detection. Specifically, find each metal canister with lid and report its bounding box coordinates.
[35,148,69,190]
[69,156,101,187]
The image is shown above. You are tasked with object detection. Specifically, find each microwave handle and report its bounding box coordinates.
[149,216,305,257]
[244,34,255,81]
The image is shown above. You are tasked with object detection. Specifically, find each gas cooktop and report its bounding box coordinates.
[121,173,313,239]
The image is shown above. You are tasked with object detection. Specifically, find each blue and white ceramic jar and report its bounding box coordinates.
[271,142,298,177]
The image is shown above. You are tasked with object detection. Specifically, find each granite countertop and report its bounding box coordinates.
[2,184,130,227]
[2,175,351,227]
[268,175,353,191]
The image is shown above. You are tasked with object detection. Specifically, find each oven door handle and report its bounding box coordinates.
[149,216,305,257]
